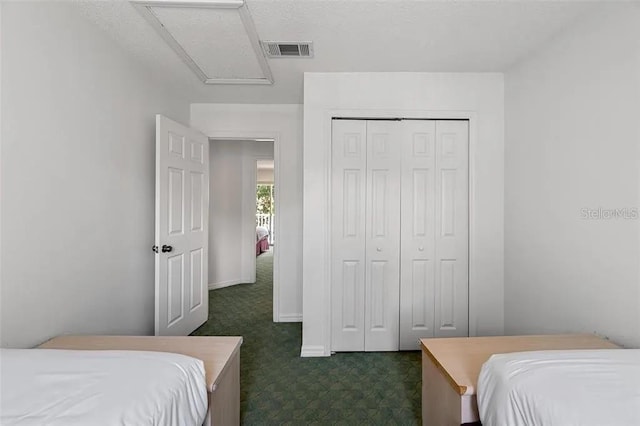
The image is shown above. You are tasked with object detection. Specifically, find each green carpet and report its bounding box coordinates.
[192,249,422,424]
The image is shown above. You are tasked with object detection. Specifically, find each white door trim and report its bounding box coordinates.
[324,109,478,355]
[207,132,282,323]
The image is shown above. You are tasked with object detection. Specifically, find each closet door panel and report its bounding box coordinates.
[434,120,469,337]
[364,121,401,352]
[331,120,367,351]
[400,120,437,350]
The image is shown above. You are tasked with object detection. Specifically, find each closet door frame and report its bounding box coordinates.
[326,110,479,354]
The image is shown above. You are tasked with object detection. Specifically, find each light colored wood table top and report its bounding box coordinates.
[39,335,243,392]
[420,334,619,396]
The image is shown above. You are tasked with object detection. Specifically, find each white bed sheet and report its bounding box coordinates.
[0,348,208,426]
[478,349,640,426]
[256,226,269,241]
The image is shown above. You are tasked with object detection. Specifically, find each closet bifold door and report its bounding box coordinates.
[364,120,401,352]
[399,120,469,349]
[331,120,367,352]
[399,120,437,350]
[433,120,469,338]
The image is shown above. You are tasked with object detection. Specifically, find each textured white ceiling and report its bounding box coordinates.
[150,6,265,79]
[75,0,603,104]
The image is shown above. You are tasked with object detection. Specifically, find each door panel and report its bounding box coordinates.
[156,115,209,336]
[343,170,361,237]
[371,170,389,237]
[440,169,457,237]
[412,170,431,237]
[434,120,469,337]
[190,248,204,311]
[331,120,367,351]
[400,120,437,349]
[341,261,360,329]
[369,261,387,328]
[167,253,184,326]
[438,259,456,327]
[168,168,184,235]
[190,172,204,232]
[411,259,433,329]
[364,121,401,352]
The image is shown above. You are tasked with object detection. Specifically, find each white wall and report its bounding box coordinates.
[209,140,243,288]
[208,140,273,289]
[0,2,190,348]
[504,4,640,348]
[191,104,303,322]
[302,72,505,356]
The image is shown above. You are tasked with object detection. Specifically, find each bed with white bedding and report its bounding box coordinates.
[256,226,269,242]
[256,225,270,255]
[0,348,208,426]
[478,349,640,426]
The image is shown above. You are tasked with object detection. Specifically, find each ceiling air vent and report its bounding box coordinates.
[262,41,314,58]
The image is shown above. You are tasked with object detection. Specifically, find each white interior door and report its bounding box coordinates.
[434,120,469,338]
[399,120,437,350]
[155,115,209,336]
[399,120,469,347]
[364,120,401,352]
[331,120,367,351]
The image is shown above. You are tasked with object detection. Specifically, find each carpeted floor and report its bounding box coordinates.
[192,249,422,424]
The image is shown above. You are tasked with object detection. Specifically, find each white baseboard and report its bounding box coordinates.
[208,279,244,290]
[300,345,328,357]
[278,313,302,322]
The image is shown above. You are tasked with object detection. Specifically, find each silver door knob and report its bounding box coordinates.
[418,247,424,251]
[376,247,382,252]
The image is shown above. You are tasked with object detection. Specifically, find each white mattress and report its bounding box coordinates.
[478,349,640,426]
[0,348,208,426]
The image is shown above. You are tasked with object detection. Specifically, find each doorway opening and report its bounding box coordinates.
[207,138,276,316]
[256,159,275,253]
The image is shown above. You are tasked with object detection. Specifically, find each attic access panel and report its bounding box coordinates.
[131,0,273,85]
